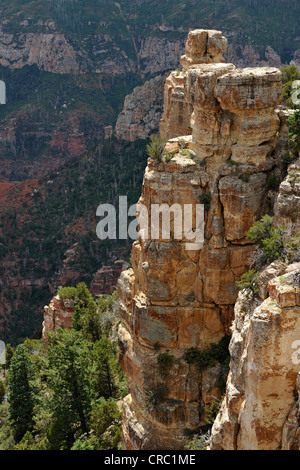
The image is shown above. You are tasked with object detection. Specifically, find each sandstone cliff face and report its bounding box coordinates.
[210,262,300,450]
[42,295,75,343]
[273,158,300,236]
[118,29,287,450]
[210,158,300,450]
[90,260,126,296]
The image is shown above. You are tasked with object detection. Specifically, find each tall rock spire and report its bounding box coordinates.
[118,29,287,450]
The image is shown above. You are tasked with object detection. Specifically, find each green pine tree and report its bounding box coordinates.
[46,329,94,449]
[72,305,82,331]
[93,337,120,399]
[8,344,35,443]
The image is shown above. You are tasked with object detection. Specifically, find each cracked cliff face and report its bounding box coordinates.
[0,30,79,73]
[210,159,300,451]
[210,262,300,450]
[42,295,75,343]
[118,29,287,450]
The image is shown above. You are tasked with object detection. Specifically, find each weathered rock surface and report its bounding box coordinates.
[42,295,75,343]
[90,260,126,295]
[282,372,300,450]
[210,263,300,450]
[0,30,79,73]
[115,75,166,141]
[273,158,300,236]
[118,29,287,450]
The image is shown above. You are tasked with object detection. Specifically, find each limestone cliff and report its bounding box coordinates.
[118,29,288,450]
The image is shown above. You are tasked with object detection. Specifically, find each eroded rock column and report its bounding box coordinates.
[118,29,286,450]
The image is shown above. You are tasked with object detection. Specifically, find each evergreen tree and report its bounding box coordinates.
[281,65,300,105]
[287,106,300,155]
[90,399,122,449]
[93,337,119,399]
[8,344,35,443]
[4,344,15,370]
[46,329,94,449]
[72,305,82,331]
[0,380,5,403]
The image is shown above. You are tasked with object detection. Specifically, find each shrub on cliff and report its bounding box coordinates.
[57,286,79,301]
[146,135,167,162]
[157,352,174,377]
[287,106,300,156]
[235,269,260,295]
[281,65,300,105]
[183,336,230,372]
[247,215,285,264]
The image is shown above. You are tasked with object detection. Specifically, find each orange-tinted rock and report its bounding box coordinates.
[210,264,300,450]
[119,29,287,450]
[90,260,125,295]
[42,295,75,343]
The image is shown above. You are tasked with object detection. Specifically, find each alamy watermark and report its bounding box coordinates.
[0,341,5,365]
[292,80,300,105]
[0,81,6,105]
[292,340,300,366]
[96,196,205,251]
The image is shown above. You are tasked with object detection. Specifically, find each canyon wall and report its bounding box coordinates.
[115,75,166,142]
[42,295,75,343]
[210,159,300,450]
[118,29,288,449]
[210,261,300,450]
[115,40,287,144]
[0,27,285,77]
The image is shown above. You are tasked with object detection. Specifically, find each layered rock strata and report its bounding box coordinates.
[42,295,75,343]
[115,75,166,141]
[118,29,286,450]
[273,158,300,236]
[210,262,300,450]
[90,260,126,296]
[210,162,300,450]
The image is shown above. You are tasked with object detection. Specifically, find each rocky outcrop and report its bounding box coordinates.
[90,260,126,296]
[210,262,300,450]
[118,29,287,450]
[115,75,166,141]
[225,44,282,69]
[42,295,75,343]
[116,34,286,144]
[282,372,300,450]
[210,162,300,450]
[273,158,300,236]
[0,30,79,74]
